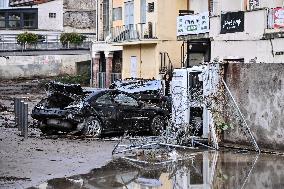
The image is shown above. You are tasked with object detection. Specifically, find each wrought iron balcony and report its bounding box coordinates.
[111,23,157,43]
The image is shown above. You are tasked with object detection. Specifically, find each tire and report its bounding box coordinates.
[39,127,57,135]
[150,115,167,136]
[82,116,102,137]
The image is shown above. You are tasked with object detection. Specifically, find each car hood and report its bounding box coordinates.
[45,82,84,98]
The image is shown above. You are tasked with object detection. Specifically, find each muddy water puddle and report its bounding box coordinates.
[29,151,284,189]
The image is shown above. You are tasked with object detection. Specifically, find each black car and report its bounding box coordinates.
[31,82,169,137]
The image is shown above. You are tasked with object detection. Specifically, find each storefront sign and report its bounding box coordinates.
[177,12,209,36]
[274,8,284,28]
[221,11,244,34]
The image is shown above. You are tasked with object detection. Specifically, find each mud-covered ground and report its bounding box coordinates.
[0,80,116,189]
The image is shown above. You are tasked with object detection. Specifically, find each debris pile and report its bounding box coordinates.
[0,102,7,112]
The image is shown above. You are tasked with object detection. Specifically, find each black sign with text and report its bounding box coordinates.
[221,11,244,34]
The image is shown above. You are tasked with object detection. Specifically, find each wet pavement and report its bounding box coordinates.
[28,150,284,189]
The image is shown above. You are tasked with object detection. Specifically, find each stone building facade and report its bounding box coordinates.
[63,0,96,33]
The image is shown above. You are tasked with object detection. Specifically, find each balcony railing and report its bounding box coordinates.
[112,23,157,42]
[0,34,94,51]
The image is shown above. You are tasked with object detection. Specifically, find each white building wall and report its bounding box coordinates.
[210,0,244,15]
[210,9,267,41]
[260,0,284,8]
[211,0,284,15]
[209,6,284,63]
[189,0,208,13]
[38,0,64,31]
[211,38,284,63]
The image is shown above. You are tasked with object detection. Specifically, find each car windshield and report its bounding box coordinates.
[67,90,105,107]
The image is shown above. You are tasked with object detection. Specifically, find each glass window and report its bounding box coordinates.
[114,94,138,106]
[103,0,109,39]
[49,13,56,18]
[0,0,9,8]
[113,7,122,21]
[0,13,5,28]
[140,0,146,23]
[8,13,20,28]
[23,12,36,28]
[0,9,38,29]
[96,94,113,104]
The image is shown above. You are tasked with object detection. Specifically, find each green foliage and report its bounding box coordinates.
[60,32,87,46]
[217,122,233,131]
[55,72,90,86]
[16,32,38,45]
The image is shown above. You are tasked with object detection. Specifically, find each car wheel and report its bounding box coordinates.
[82,116,102,137]
[39,127,57,135]
[151,115,167,136]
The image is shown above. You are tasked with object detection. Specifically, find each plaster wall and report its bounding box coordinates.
[122,44,157,79]
[211,38,284,63]
[189,0,208,13]
[224,63,284,150]
[157,0,187,40]
[210,9,267,41]
[0,54,90,79]
[122,40,183,79]
[38,0,64,31]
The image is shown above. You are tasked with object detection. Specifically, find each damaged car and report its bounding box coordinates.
[110,78,171,111]
[31,82,169,137]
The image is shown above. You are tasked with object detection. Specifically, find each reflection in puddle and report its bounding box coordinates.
[30,151,284,189]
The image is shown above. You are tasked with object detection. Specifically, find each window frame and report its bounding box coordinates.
[112,7,122,21]
[49,13,56,18]
[0,8,38,29]
[114,93,139,107]
[95,93,114,105]
[0,12,5,28]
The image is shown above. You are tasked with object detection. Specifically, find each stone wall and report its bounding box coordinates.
[63,0,96,10]
[63,0,96,33]
[224,63,284,150]
[64,11,96,30]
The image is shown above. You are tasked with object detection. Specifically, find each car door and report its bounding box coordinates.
[90,92,118,131]
[114,93,149,133]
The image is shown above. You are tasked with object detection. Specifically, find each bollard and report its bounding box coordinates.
[23,103,28,139]
[18,99,24,134]
[20,100,25,135]
[14,98,29,138]
[14,98,18,129]
[14,98,21,131]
